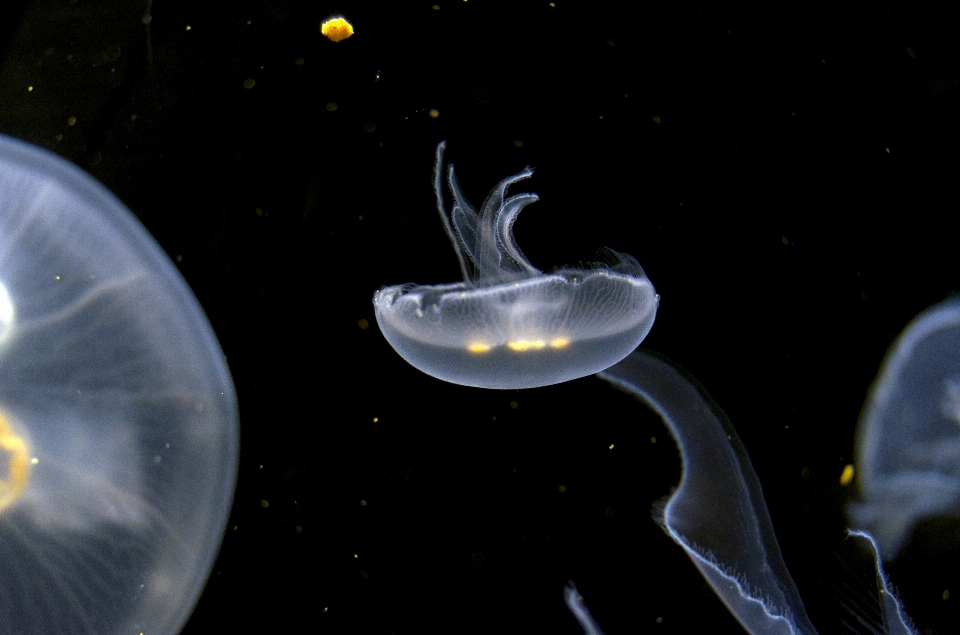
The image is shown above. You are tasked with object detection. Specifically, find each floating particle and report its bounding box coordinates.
[840,464,855,486]
[320,17,354,42]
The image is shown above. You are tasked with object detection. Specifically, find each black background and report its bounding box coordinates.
[1,0,958,633]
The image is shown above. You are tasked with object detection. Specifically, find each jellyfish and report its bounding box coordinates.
[374,142,927,634]
[373,142,658,389]
[0,134,238,634]
[849,298,960,560]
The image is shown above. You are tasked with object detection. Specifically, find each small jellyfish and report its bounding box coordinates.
[0,134,238,634]
[850,298,960,560]
[372,144,929,634]
[373,142,658,389]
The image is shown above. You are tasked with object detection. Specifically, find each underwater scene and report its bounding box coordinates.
[0,1,957,633]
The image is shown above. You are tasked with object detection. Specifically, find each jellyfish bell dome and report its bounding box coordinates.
[0,133,238,633]
[375,251,657,389]
[374,142,658,389]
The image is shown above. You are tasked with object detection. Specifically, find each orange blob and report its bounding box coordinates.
[320,17,354,42]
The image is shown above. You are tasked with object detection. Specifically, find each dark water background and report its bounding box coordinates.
[1,1,958,633]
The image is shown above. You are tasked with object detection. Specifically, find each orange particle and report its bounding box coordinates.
[320,17,354,42]
[839,464,855,486]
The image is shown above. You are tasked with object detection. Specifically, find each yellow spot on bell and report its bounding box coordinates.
[507,339,546,351]
[467,343,491,353]
[0,412,31,512]
[550,338,570,349]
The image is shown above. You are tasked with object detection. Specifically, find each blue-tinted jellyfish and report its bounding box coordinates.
[374,143,932,634]
[587,300,960,633]
[849,298,960,561]
[373,142,658,389]
[0,134,238,634]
